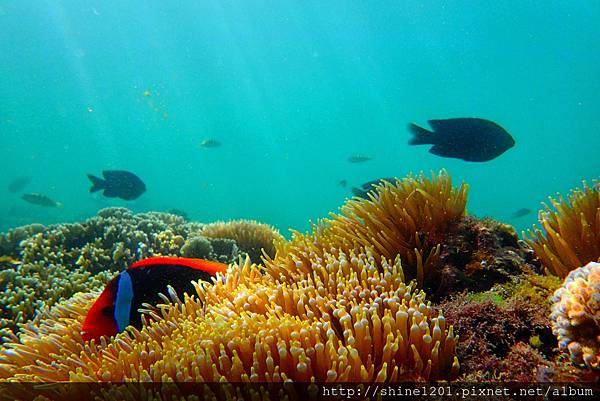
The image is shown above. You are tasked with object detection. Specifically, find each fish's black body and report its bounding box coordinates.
[88,170,146,200]
[352,177,397,199]
[125,263,213,329]
[408,118,515,162]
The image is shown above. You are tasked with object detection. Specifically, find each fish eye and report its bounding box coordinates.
[101,306,113,316]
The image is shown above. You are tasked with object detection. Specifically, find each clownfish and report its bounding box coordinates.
[81,256,227,342]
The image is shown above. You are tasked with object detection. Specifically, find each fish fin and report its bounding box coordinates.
[428,145,445,156]
[129,256,228,275]
[408,123,435,145]
[87,174,105,193]
[81,275,120,342]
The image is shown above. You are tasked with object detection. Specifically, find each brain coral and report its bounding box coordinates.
[550,261,600,370]
[525,179,599,278]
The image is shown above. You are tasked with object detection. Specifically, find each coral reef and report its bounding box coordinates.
[180,236,240,263]
[0,255,459,390]
[550,261,600,370]
[525,179,600,278]
[3,168,596,391]
[0,172,472,390]
[180,235,213,259]
[433,217,539,299]
[0,208,249,341]
[439,267,597,382]
[440,297,552,381]
[0,223,45,258]
[199,219,283,264]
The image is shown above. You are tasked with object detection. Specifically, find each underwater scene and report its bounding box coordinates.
[1,1,599,400]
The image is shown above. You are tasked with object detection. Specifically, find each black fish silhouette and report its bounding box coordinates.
[511,208,532,219]
[199,139,221,148]
[408,118,515,162]
[352,177,397,199]
[347,154,372,163]
[88,170,146,201]
[21,193,63,208]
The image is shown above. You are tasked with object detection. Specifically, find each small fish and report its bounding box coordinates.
[199,139,221,148]
[21,193,63,208]
[88,170,146,201]
[338,180,348,188]
[8,177,30,193]
[408,118,515,162]
[347,154,372,163]
[352,177,397,199]
[81,257,227,341]
[511,208,532,219]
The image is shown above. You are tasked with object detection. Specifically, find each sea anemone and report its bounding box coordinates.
[0,292,96,380]
[550,261,600,370]
[265,170,468,290]
[199,219,284,263]
[0,255,458,392]
[525,180,600,278]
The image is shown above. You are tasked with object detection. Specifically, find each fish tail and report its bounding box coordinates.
[87,174,105,193]
[407,123,434,145]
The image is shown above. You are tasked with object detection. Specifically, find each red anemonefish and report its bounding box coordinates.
[81,256,227,342]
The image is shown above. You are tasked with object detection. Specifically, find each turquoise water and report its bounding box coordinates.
[1,1,599,236]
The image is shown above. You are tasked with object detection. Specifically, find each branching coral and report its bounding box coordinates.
[0,255,458,389]
[525,180,600,278]
[0,223,45,258]
[550,261,600,370]
[265,171,468,290]
[0,208,248,340]
[199,219,283,264]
